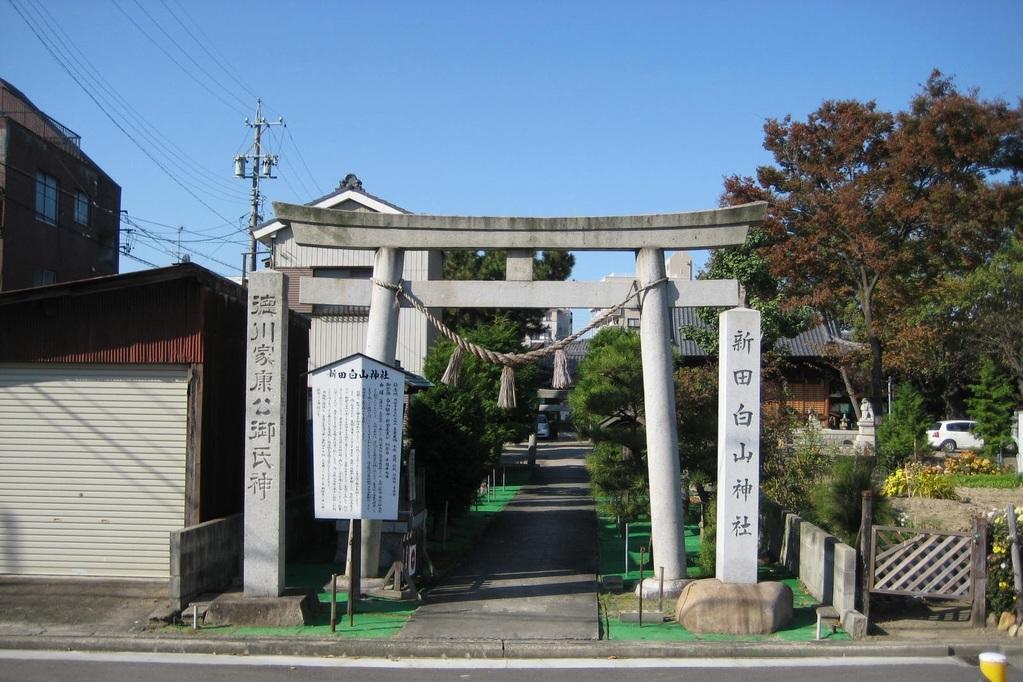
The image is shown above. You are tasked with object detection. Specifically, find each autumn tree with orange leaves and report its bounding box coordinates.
[722,71,1023,412]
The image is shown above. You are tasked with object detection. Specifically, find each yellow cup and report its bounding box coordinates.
[979,651,1007,682]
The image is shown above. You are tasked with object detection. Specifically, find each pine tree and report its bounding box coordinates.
[966,357,1016,459]
[876,383,930,472]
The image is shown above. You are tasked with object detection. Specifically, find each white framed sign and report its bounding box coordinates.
[310,354,403,520]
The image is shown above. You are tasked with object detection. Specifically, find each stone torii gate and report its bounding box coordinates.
[273,200,767,587]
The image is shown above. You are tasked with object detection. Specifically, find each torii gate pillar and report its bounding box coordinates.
[636,248,685,581]
[360,246,404,577]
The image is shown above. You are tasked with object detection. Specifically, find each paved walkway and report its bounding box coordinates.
[399,441,599,640]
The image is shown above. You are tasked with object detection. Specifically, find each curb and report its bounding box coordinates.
[1,633,1021,661]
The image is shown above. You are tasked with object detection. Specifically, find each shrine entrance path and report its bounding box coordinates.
[398,441,599,640]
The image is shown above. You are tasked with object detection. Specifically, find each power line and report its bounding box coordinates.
[282,126,322,197]
[8,0,241,227]
[109,0,249,117]
[127,0,253,114]
[9,0,248,220]
[123,215,242,271]
[155,0,261,103]
[28,1,246,201]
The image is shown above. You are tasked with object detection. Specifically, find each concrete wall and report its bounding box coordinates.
[761,502,858,615]
[169,514,242,610]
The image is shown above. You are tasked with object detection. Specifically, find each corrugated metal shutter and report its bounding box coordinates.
[0,364,188,578]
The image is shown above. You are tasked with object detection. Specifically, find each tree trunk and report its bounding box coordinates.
[859,274,883,415]
[840,366,861,421]
[868,332,884,415]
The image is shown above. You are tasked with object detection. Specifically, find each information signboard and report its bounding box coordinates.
[310,354,403,520]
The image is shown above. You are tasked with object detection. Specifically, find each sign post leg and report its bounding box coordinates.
[348,518,361,625]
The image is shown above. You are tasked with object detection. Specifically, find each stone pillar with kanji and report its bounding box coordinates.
[243,271,289,597]
[715,307,761,584]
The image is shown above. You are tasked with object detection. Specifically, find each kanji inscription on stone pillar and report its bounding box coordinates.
[244,271,288,597]
[715,307,761,584]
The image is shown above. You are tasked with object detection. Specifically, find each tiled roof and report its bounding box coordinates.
[672,307,853,358]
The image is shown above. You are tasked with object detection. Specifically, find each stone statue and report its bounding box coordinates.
[859,398,874,423]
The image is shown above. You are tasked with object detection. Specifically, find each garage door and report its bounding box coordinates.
[0,364,188,578]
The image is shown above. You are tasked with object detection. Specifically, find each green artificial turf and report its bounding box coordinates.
[166,468,533,639]
[596,514,851,643]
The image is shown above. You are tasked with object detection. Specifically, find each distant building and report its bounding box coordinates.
[254,174,442,375]
[0,79,121,290]
[527,308,573,345]
[593,251,693,332]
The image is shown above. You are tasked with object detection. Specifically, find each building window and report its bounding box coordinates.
[35,172,59,224]
[74,191,90,226]
[32,269,56,286]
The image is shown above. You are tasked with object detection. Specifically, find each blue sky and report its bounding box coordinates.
[4,1,1022,322]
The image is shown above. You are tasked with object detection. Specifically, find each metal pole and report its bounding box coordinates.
[658,566,664,612]
[330,573,337,632]
[638,546,645,627]
[443,500,449,550]
[248,100,261,274]
[625,522,630,574]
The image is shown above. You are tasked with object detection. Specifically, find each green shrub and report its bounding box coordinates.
[697,498,717,578]
[761,417,832,516]
[944,450,1001,475]
[811,457,891,545]
[988,508,1023,614]
[881,463,959,500]
[876,383,930,473]
[586,441,649,523]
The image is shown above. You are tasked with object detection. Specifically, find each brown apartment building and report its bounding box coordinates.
[0,79,121,290]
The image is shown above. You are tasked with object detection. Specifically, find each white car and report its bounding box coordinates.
[928,420,983,453]
[535,414,551,439]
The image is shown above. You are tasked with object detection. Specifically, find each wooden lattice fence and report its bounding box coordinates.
[861,503,987,628]
[870,526,974,598]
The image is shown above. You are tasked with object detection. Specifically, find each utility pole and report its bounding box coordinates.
[235,99,283,277]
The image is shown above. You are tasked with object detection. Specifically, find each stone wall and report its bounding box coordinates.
[170,514,242,610]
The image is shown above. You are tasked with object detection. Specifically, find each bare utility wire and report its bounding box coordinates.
[14,0,248,205]
[129,0,253,114]
[109,0,249,117]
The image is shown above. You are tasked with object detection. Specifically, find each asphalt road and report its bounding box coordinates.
[1,651,1016,682]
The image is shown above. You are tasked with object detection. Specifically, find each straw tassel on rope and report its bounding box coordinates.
[441,346,464,387]
[552,348,572,389]
[497,365,517,409]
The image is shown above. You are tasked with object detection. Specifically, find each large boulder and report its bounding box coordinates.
[675,578,793,634]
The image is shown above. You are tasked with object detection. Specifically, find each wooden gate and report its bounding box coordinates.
[863,517,987,627]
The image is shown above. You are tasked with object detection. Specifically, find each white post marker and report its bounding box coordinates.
[716,307,762,584]
[243,271,289,597]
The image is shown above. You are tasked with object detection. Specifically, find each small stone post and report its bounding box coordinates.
[715,307,761,584]
[243,271,289,597]
[636,248,685,582]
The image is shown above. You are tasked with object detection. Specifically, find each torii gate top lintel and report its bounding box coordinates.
[272,200,767,251]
